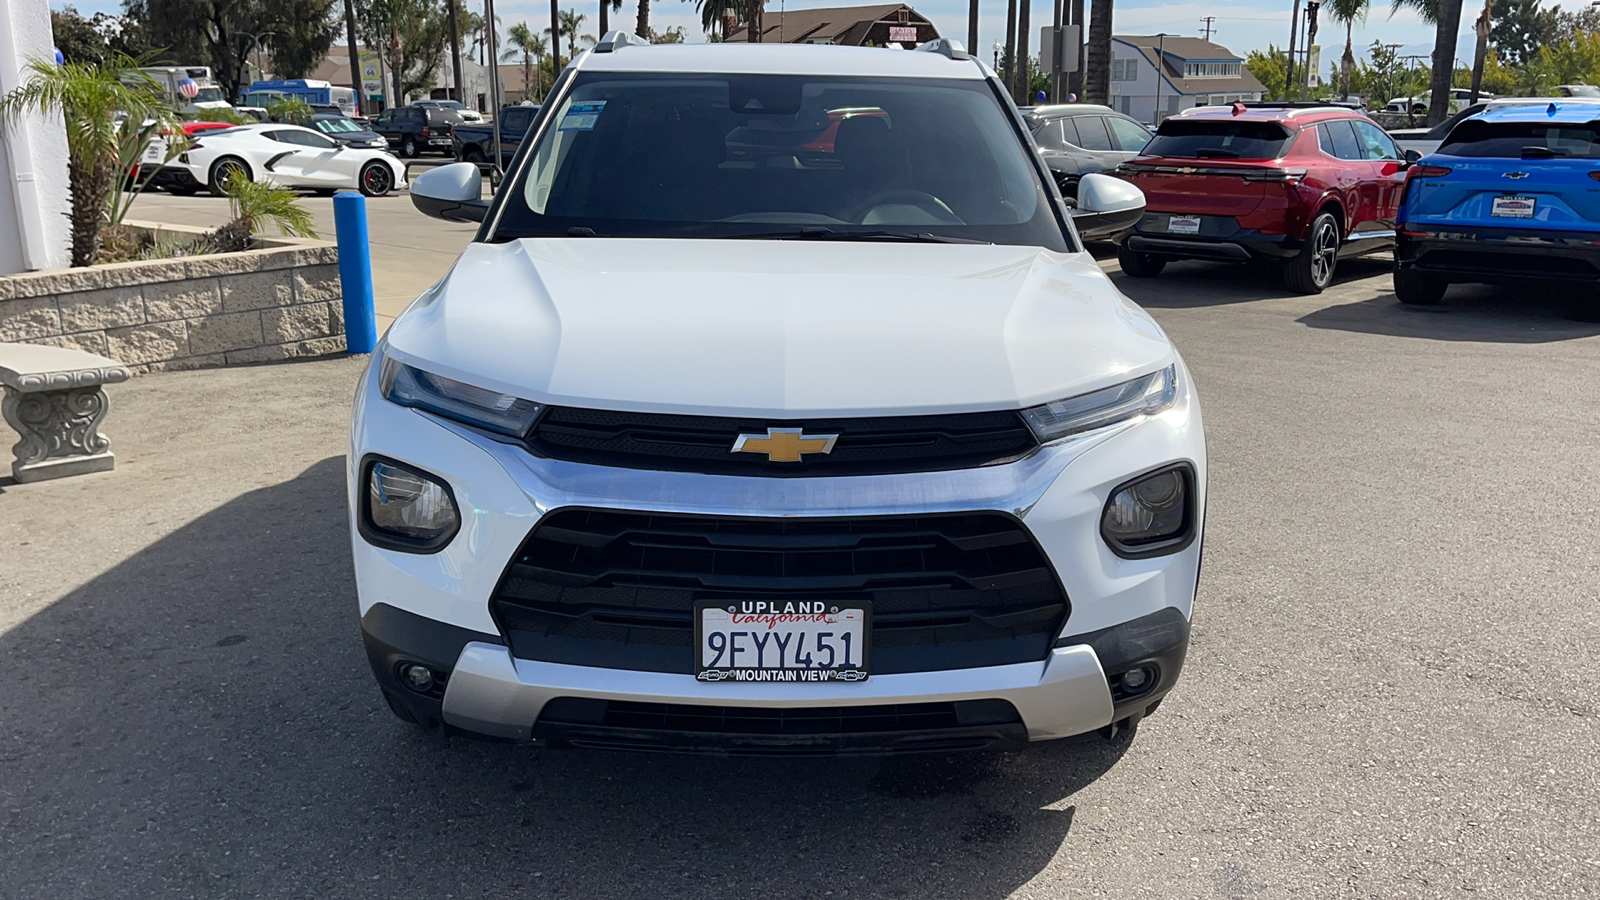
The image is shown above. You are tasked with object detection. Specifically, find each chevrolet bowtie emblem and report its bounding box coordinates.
[731,428,839,462]
[1504,171,1530,179]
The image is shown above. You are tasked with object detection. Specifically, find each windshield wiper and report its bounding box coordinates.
[1520,145,1563,158]
[1194,148,1242,159]
[728,227,992,244]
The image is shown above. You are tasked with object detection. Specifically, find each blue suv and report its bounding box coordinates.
[1394,101,1600,309]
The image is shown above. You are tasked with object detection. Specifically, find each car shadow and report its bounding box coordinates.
[2,456,1131,898]
[1113,257,1394,308]
[1298,282,1600,343]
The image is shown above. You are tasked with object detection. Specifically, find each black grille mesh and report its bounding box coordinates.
[526,406,1039,476]
[489,509,1070,675]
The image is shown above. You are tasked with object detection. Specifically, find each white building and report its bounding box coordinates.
[1107,35,1266,125]
[309,48,499,112]
[0,0,70,274]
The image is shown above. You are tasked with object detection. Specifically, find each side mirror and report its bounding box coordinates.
[410,161,489,223]
[1069,172,1145,239]
[1403,148,1422,165]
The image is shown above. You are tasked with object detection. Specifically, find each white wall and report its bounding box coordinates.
[0,0,71,274]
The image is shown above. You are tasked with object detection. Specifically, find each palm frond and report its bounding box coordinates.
[223,175,320,240]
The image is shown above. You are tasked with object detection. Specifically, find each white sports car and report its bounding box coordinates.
[151,123,408,197]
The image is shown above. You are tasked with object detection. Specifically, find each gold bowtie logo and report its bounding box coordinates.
[731,428,839,462]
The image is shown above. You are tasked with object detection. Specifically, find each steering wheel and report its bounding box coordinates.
[849,190,963,225]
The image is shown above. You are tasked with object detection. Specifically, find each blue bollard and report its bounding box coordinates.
[332,192,378,355]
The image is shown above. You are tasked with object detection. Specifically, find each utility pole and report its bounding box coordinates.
[1199,16,1216,40]
[1286,0,1301,102]
[448,0,465,106]
[1052,0,1064,101]
[1017,0,1033,103]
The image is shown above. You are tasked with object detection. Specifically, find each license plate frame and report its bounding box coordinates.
[1491,196,1536,218]
[1167,215,1202,235]
[694,600,871,683]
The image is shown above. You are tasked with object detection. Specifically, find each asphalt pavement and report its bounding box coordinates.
[3,252,1599,899]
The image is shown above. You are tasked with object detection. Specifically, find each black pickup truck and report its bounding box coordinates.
[452,105,539,168]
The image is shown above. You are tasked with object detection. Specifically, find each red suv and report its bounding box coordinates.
[1112,104,1414,293]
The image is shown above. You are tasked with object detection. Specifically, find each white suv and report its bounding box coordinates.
[350,34,1205,754]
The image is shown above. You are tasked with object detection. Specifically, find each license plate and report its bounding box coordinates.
[142,143,164,163]
[1168,215,1202,234]
[695,600,869,683]
[1492,196,1536,218]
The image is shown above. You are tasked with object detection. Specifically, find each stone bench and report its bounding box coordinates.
[1,343,131,483]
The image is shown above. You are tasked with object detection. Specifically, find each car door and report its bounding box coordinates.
[1316,119,1380,240]
[372,110,398,147]
[259,129,309,184]
[279,129,352,186]
[1353,119,1408,232]
[1104,114,1153,167]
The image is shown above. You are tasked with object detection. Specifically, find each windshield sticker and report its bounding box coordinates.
[559,101,606,131]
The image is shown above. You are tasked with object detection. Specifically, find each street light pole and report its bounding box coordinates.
[238,30,278,87]
[1154,33,1165,123]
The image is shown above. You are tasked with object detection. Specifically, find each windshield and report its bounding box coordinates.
[315,117,363,133]
[1439,120,1600,158]
[494,72,1070,250]
[1143,120,1292,159]
[194,87,225,104]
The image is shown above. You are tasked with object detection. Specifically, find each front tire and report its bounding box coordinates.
[1283,211,1340,294]
[360,162,395,197]
[1394,268,1447,305]
[207,157,251,197]
[1118,243,1167,277]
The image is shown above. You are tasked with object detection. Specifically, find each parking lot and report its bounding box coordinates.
[4,212,1598,898]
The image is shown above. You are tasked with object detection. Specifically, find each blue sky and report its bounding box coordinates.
[58,0,1481,76]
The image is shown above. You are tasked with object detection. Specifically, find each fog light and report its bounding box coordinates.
[362,457,460,552]
[402,664,435,693]
[1101,465,1192,557]
[1121,667,1149,691]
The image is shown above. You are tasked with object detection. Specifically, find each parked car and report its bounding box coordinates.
[311,103,370,127]
[413,99,483,123]
[1386,88,1489,116]
[1555,84,1600,98]
[451,105,539,167]
[1113,103,1416,293]
[1393,102,1600,312]
[361,40,1202,754]
[1023,103,1152,200]
[310,113,388,150]
[1389,97,1600,156]
[152,122,407,197]
[371,105,464,157]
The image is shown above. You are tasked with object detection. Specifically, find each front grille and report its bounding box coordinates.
[489,509,1071,675]
[533,698,1026,755]
[525,406,1039,477]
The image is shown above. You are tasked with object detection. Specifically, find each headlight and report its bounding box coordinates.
[360,456,460,552]
[1101,464,1195,558]
[1021,365,1177,442]
[379,357,543,436]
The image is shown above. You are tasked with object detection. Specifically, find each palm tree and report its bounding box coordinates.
[1327,0,1370,99]
[599,0,622,38]
[502,23,547,100]
[1003,0,1018,100]
[696,0,741,38]
[1390,0,1460,124]
[0,54,179,267]
[555,9,593,49]
[1084,0,1113,105]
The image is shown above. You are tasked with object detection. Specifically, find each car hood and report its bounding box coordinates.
[331,129,384,143]
[383,238,1175,417]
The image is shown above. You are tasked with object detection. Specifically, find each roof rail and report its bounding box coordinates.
[915,38,969,61]
[594,30,649,53]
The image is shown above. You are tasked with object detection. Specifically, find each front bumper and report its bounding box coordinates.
[349,354,1206,749]
[1397,228,1600,284]
[364,602,1190,752]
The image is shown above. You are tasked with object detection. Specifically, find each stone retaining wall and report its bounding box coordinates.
[0,221,345,372]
